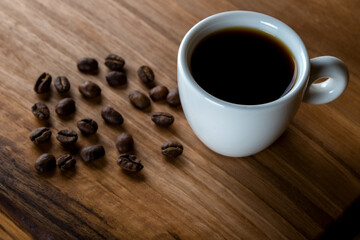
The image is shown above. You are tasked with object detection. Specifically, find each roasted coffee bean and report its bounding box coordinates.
[116,132,134,154]
[129,90,151,110]
[77,57,98,74]
[105,54,125,71]
[161,141,183,158]
[35,153,56,173]
[166,88,181,107]
[56,129,78,145]
[149,85,169,101]
[34,72,52,94]
[55,98,76,116]
[31,102,50,120]
[79,80,101,98]
[106,71,127,86]
[77,118,98,135]
[101,106,123,125]
[80,145,105,162]
[57,154,76,171]
[30,127,52,144]
[137,65,155,88]
[151,112,174,127]
[54,76,70,93]
[117,154,143,172]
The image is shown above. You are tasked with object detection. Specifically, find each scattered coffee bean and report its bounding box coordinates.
[54,76,70,93]
[30,127,52,144]
[57,154,76,171]
[117,154,143,172]
[35,153,56,173]
[55,98,76,116]
[101,107,124,125]
[77,118,98,135]
[79,80,101,98]
[161,141,183,158]
[106,71,127,86]
[56,129,78,145]
[105,54,125,71]
[149,85,169,101]
[31,102,50,120]
[77,57,98,74]
[129,90,151,110]
[137,65,155,88]
[80,145,105,162]
[116,132,134,154]
[151,112,174,127]
[34,72,52,94]
[166,88,181,107]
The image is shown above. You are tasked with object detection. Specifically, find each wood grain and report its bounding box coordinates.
[0,0,359,239]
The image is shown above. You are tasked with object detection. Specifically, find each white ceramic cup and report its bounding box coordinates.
[177,11,349,157]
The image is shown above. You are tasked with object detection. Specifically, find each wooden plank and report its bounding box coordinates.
[0,0,359,239]
[0,210,32,240]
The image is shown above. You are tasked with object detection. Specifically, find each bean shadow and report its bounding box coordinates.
[151,99,167,105]
[57,91,73,99]
[80,68,100,76]
[81,95,102,105]
[60,142,81,155]
[80,133,100,144]
[56,113,76,122]
[83,156,108,170]
[32,139,53,153]
[34,119,52,128]
[59,167,77,180]
[152,124,179,136]
[131,104,152,113]
[36,90,52,102]
[108,82,128,91]
[162,155,187,169]
[120,170,146,182]
[103,122,126,132]
[36,167,56,178]
[169,104,183,112]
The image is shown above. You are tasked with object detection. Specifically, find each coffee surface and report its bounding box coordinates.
[190,27,296,105]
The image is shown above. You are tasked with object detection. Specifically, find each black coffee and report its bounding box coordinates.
[190,27,296,105]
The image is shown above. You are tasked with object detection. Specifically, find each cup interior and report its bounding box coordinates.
[179,11,310,107]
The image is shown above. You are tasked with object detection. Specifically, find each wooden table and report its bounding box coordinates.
[0,0,359,239]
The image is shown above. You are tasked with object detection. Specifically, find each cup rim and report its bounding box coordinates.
[178,11,310,109]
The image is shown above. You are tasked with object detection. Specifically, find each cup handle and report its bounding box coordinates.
[303,56,349,104]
